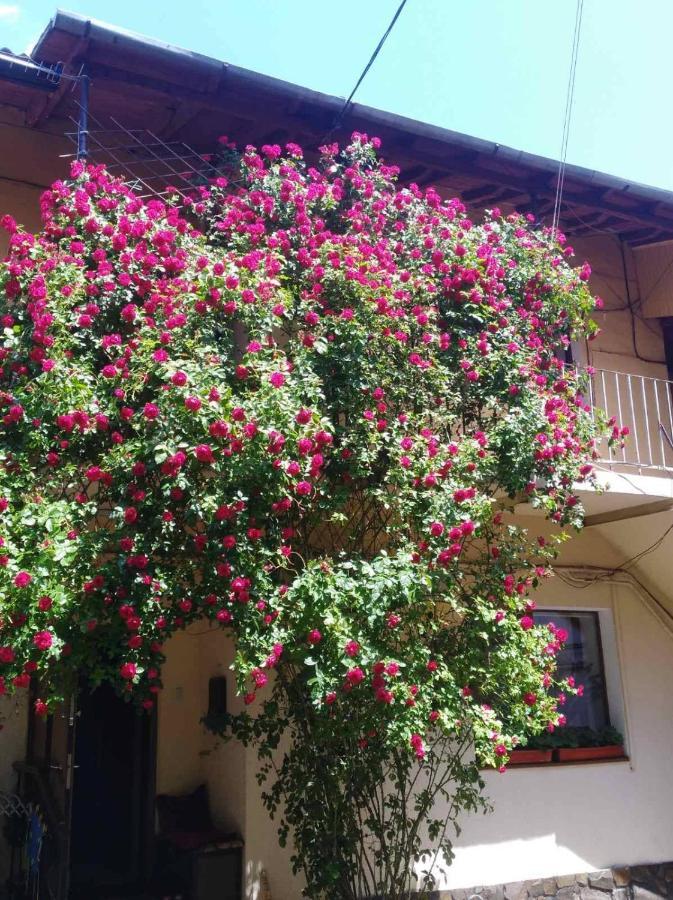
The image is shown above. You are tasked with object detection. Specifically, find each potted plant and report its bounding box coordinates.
[553,726,625,762]
[508,732,554,765]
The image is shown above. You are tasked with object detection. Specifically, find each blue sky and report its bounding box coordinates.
[2,1,672,190]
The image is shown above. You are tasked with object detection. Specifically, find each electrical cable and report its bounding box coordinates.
[556,566,673,629]
[551,0,585,240]
[321,0,411,143]
[618,240,668,364]
[570,230,666,363]
[613,520,673,572]
[634,246,673,305]
[556,516,673,588]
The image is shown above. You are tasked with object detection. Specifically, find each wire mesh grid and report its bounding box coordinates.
[0,790,28,818]
[62,106,228,202]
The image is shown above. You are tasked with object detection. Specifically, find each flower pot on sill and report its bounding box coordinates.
[508,749,553,765]
[554,744,624,762]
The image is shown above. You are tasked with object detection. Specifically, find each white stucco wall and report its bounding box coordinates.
[156,626,248,835]
[243,737,301,900]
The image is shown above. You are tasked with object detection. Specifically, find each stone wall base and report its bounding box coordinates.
[429,862,673,900]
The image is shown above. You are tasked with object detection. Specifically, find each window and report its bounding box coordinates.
[534,610,610,729]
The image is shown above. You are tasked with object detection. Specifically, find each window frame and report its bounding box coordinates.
[534,608,612,730]
[534,604,627,749]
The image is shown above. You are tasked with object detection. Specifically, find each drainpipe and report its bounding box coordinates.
[76,66,89,161]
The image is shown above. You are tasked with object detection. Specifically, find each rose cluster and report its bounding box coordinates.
[0,135,605,768]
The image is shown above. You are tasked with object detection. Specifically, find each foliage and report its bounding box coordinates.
[527,724,623,750]
[0,134,609,897]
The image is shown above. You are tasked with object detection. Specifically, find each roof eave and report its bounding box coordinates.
[24,10,673,223]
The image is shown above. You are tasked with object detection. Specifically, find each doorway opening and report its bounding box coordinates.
[659,316,673,382]
[69,683,156,899]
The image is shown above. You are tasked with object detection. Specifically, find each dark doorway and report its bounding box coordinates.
[70,683,155,899]
[659,316,673,382]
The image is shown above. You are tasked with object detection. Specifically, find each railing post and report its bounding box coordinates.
[640,375,653,469]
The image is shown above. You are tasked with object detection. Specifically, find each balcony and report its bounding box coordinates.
[588,368,673,475]
[573,367,673,525]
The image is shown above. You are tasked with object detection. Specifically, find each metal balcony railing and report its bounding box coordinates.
[587,367,673,474]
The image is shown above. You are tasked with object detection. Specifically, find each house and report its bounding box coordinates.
[1,11,673,900]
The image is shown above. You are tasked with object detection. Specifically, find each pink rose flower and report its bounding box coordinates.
[14,571,32,589]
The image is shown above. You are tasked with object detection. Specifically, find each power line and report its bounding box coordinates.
[556,518,673,588]
[551,0,585,239]
[556,566,673,628]
[322,0,410,142]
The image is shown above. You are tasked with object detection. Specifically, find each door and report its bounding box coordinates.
[69,683,155,899]
[23,687,78,900]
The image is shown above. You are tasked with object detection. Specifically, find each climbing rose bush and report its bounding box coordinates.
[0,135,606,897]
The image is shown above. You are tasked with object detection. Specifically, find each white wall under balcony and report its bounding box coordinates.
[594,506,673,619]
